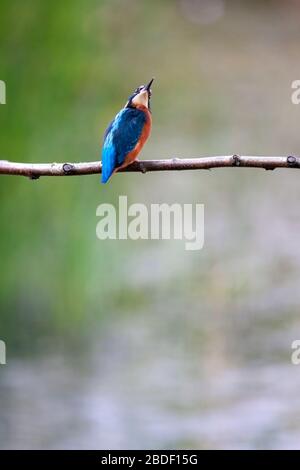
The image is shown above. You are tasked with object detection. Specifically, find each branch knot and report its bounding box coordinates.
[287,156,299,168]
[62,163,75,175]
[232,154,241,166]
[29,173,40,180]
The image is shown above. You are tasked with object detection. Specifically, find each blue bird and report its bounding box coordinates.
[101,78,154,183]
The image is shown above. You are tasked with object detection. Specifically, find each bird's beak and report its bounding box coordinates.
[131,78,154,109]
[144,78,154,92]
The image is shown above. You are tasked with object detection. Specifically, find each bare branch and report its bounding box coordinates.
[0,155,300,179]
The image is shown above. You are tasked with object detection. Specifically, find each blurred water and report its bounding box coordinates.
[1,292,300,450]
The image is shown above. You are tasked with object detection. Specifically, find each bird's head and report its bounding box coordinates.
[125,78,154,111]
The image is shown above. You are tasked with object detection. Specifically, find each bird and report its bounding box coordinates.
[101,78,154,183]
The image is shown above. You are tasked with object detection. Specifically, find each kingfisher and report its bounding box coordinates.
[101,78,154,183]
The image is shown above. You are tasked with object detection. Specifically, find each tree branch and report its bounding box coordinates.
[0,155,300,179]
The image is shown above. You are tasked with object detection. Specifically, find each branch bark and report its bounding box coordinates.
[0,155,300,179]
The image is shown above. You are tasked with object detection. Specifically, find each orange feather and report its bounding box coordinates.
[116,105,152,171]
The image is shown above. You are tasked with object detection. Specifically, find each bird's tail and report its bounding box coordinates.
[101,168,113,184]
[101,147,115,183]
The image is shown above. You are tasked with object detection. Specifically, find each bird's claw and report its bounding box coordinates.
[136,160,147,174]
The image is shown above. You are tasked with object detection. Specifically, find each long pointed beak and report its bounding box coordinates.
[144,78,154,92]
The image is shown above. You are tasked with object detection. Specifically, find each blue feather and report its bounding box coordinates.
[101,129,116,184]
[101,108,146,183]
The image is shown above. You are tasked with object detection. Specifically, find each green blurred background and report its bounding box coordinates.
[1,0,300,449]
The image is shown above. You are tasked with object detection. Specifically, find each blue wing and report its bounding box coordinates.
[101,108,146,183]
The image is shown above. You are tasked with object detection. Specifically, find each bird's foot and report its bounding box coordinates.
[136,159,147,174]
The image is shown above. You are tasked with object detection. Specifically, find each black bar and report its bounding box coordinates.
[0,450,298,465]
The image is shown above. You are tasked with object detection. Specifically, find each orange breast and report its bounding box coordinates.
[121,106,152,168]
